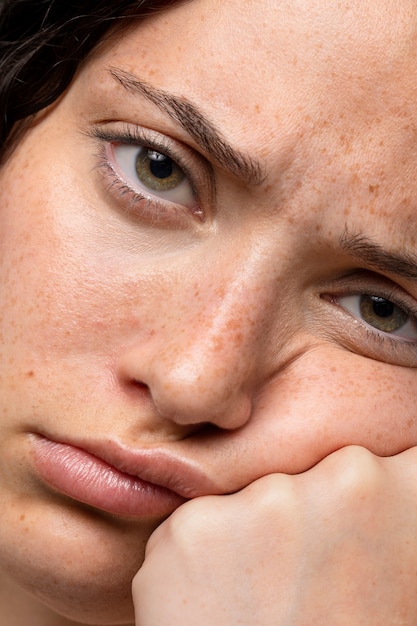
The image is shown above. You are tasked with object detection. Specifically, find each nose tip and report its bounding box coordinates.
[118,335,256,432]
[149,358,254,430]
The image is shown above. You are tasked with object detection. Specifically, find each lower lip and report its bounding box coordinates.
[30,437,187,518]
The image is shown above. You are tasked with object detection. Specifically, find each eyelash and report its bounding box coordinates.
[323,278,417,364]
[90,124,204,226]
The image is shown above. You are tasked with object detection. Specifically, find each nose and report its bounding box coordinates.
[119,253,278,431]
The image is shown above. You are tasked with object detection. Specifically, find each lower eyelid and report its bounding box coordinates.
[318,293,417,367]
[96,146,200,228]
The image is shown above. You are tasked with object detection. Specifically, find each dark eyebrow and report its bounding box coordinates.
[109,67,266,186]
[339,230,417,281]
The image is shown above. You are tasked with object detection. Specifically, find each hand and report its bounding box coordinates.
[133,446,417,625]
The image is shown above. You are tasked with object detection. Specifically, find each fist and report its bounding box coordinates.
[133,446,417,625]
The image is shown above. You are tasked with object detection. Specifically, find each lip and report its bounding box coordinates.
[29,434,220,518]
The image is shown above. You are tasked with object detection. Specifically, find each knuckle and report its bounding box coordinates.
[164,495,225,540]
[329,445,383,497]
[242,473,299,519]
[143,497,221,562]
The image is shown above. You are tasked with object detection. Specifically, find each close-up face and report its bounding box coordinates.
[1,0,417,623]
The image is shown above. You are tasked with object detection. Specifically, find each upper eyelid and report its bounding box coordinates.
[321,271,417,312]
[327,287,417,322]
[90,123,214,182]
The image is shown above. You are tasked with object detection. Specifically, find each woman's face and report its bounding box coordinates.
[1,0,417,622]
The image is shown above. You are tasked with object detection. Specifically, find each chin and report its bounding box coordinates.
[35,575,137,625]
[0,498,157,625]
[1,552,140,624]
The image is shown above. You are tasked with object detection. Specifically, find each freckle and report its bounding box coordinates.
[19,514,26,521]
[213,336,224,352]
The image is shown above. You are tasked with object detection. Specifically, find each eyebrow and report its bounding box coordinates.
[109,67,266,186]
[339,230,417,281]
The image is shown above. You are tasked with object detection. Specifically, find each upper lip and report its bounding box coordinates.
[36,434,223,499]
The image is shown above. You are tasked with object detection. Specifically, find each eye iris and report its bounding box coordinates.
[136,148,185,191]
[359,295,408,332]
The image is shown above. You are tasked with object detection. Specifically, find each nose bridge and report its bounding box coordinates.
[147,250,277,428]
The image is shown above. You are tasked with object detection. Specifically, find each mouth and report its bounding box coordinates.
[29,434,207,518]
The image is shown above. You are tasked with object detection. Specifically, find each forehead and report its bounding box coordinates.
[78,0,417,241]
[100,0,417,106]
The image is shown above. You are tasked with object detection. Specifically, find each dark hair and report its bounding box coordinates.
[0,0,174,155]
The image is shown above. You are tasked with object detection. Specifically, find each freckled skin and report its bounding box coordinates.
[1,0,417,624]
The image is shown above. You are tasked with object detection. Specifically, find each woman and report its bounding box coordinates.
[2,0,417,624]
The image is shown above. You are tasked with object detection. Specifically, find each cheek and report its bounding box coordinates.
[0,146,139,355]
[251,349,417,474]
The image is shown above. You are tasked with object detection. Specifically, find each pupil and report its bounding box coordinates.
[148,150,174,180]
[371,296,394,318]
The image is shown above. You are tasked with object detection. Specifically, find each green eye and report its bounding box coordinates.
[359,295,408,332]
[112,144,195,208]
[337,293,417,339]
[136,149,186,192]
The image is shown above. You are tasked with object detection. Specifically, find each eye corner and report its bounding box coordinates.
[319,293,337,306]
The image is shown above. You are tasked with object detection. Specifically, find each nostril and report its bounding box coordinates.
[121,377,153,404]
[182,421,219,439]
[131,380,149,394]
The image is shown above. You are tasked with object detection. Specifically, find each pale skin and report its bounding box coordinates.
[1,0,417,624]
